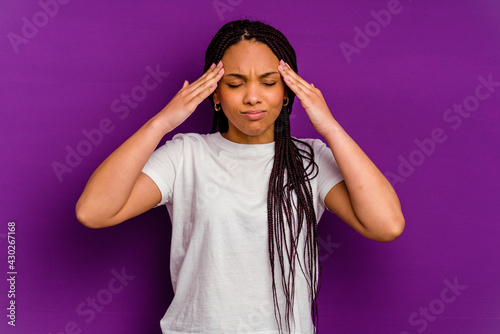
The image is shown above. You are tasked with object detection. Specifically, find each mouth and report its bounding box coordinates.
[241,110,266,121]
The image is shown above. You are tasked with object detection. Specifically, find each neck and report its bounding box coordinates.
[221,126,275,144]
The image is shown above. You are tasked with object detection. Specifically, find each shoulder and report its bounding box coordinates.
[292,137,340,169]
[292,136,329,153]
[153,133,223,160]
[161,132,218,148]
[147,133,221,172]
[170,132,212,142]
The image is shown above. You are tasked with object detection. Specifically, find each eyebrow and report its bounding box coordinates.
[224,71,280,79]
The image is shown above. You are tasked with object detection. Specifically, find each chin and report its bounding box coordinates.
[241,124,272,136]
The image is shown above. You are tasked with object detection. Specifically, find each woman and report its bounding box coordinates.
[76,20,404,334]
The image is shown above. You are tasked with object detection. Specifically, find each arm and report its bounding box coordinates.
[278,60,404,242]
[76,62,225,228]
[321,124,404,242]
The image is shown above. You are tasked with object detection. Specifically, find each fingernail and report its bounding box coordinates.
[278,64,285,71]
[280,59,285,65]
[284,76,289,81]
[217,60,222,67]
[210,63,216,69]
[211,82,217,88]
[218,67,224,74]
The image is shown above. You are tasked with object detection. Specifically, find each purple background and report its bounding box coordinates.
[1,0,499,333]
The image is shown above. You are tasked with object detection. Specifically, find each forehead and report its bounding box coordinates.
[221,40,279,72]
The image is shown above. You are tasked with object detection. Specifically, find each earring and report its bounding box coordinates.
[214,103,221,111]
[283,97,289,107]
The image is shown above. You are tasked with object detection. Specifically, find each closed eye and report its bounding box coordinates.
[226,82,277,88]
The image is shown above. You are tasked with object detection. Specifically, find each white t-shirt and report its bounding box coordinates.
[142,132,344,334]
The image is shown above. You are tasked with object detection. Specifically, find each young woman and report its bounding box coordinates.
[76,20,404,334]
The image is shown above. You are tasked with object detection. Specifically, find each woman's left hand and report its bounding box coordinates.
[279,61,404,243]
[278,60,336,135]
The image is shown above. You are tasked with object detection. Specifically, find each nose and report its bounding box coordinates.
[243,82,262,106]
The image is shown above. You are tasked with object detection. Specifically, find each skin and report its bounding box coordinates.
[76,39,404,242]
[213,40,286,144]
[277,58,404,242]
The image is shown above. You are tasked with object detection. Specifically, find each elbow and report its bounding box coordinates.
[376,214,405,242]
[75,203,108,229]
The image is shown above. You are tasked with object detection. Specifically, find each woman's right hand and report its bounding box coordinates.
[76,61,225,228]
[153,61,225,134]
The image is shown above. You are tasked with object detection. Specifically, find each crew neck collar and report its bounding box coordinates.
[210,132,275,154]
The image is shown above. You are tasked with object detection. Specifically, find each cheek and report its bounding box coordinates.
[218,88,239,107]
[266,87,286,107]
[217,85,286,108]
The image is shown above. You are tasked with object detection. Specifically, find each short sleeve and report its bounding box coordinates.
[310,139,344,206]
[141,134,184,206]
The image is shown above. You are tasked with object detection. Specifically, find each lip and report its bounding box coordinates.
[241,110,266,121]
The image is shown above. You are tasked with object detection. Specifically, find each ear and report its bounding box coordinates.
[213,90,220,104]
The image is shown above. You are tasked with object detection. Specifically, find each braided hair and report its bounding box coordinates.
[204,20,321,333]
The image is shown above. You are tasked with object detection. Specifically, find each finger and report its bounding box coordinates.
[279,66,318,103]
[278,62,302,89]
[191,74,222,103]
[279,66,307,97]
[188,66,225,104]
[189,65,224,97]
[183,80,189,88]
[181,62,217,93]
[278,60,311,87]
[188,61,224,93]
[279,61,312,91]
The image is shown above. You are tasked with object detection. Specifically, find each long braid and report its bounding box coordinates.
[204,20,321,333]
[273,109,320,332]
